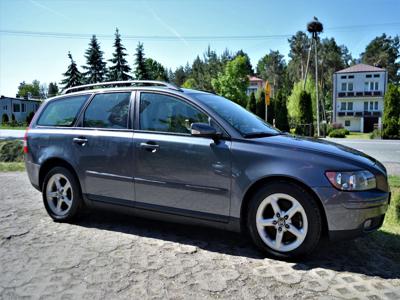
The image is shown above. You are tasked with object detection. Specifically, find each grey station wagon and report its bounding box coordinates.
[25,80,390,258]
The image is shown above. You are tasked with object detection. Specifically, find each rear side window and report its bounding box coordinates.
[37,95,89,126]
[83,92,131,129]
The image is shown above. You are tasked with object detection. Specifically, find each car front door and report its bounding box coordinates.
[72,92,135,205]
[133,91,232,221]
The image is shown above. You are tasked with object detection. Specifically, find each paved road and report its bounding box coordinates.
[0,129,25,140]
[1,172,399,299]
[327,138,400,175]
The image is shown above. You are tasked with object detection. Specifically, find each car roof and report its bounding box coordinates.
[44,86,211,102]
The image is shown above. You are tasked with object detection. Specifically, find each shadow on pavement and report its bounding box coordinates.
[75,209,400,280]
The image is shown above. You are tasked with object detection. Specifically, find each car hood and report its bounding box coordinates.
[252,134,383,171]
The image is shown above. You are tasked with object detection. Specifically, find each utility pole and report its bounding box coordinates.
[306,17,323,137]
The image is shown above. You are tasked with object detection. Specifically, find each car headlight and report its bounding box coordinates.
[325,170,376,191]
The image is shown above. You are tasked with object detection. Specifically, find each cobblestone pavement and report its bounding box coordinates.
[1,172,399,299]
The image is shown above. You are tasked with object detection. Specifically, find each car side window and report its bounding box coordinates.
[83,92,131,129]
[139,93,210,134]
[37,95,90,127]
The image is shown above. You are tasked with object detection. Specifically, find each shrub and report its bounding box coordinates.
[0,140,24,162]
[329,128,347,138]
[344,128,350,135]
[331,122,344,130]
[382,117,400,139]
[369,129,382,139]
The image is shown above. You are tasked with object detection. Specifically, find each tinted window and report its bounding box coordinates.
[140,93,209,134]
[84,93,130,129]
[190,93,280,137]
[37,95,89,126]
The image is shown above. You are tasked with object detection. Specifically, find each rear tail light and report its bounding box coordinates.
[23,128,29,153]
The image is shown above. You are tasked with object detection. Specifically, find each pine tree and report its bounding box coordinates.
[274,91,289,132]
[48,82,59,97]
[60,52,83,90]
[134,42,149,80]
[256,90,266,120]
[297,91,313,136]
[82,35,107,83]
[108,29,131,81]
[382,84,400,139]
[247,92,257,114]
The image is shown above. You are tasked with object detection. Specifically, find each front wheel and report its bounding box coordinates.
[42,166,82,222]
[247,182,322,259]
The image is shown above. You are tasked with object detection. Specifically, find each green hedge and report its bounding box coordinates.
[0,140,24,162]
[328,128,347,138]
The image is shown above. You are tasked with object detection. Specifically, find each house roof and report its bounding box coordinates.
[0,95,41,102]
[248,76,263,82]
[336,63,385,74]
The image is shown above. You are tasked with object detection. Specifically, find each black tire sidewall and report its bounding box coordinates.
[247,181,322,259]
[42,166,82,222]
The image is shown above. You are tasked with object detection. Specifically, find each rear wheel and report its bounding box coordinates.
[247,182,322,259]
[42,167,82,222]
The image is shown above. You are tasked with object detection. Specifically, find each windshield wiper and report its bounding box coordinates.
[243,132,280,138]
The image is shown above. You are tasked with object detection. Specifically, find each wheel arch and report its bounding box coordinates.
[240,175,328,236]
[39,157,80,192]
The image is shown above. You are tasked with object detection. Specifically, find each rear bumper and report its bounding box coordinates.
[25,159,40,191]
[313,187,390,240]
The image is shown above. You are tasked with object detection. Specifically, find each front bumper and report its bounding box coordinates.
[312,187,390,240]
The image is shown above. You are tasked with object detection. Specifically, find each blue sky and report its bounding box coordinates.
[1,0,399,96]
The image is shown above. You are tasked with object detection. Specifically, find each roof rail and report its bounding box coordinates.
[62,80,182,94]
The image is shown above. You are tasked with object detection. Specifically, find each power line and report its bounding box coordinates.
[0,22,399,41]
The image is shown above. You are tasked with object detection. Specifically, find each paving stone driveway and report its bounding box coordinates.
[1,172,399,299]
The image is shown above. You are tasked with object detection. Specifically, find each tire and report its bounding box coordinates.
[42,166,83,222]
[247,181,322,259]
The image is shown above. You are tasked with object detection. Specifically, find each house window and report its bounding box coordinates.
[370,101,374,110]
[341,75,347,79]
[348,75,354,79]
[364,82,369,91]
[366,74,372,78]
[13,104,20,112]
[3,105,7,110]
[340,102,346,111]
[373,74,380,78]
[341,83,347,91]
[21,103,26,112]
[370,82,374,90]
[364,102,368,111]
[374,82,379,90]
[374,101,378,110]
[348,82,353,91]
[347,102,353,110]
[345,120,351,126]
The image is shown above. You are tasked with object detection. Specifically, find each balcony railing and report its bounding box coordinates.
[337,91,382,97]
[338,111,381,117]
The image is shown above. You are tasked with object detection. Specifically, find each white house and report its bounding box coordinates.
[1,95,41,124]
[333,64,388,133]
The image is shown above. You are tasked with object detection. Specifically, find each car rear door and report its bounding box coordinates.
[133,91,232,221]
[72,91,135,205]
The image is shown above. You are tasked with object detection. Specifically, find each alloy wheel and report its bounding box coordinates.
[46,173,74,216]
[256,193,308,252]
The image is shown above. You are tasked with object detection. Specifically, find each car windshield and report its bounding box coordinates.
[190,93,280,137]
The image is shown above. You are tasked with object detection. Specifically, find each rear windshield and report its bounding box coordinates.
[37,95,90,127]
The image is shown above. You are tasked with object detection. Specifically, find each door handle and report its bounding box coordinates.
[140,142,159,152]
[73,137,88,146]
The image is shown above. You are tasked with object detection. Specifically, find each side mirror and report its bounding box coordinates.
[191,123,222,140]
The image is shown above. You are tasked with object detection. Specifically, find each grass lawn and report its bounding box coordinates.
[0,162,25,172]
[0,126,27,130]
[345,132,371,139]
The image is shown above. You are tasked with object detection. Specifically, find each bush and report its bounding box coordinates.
[344,128,350,135]
[382,117,400,139]
[0,140,24,162]
[329,128,347,138]
[369,129,382,139]
[331,122,344,130]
